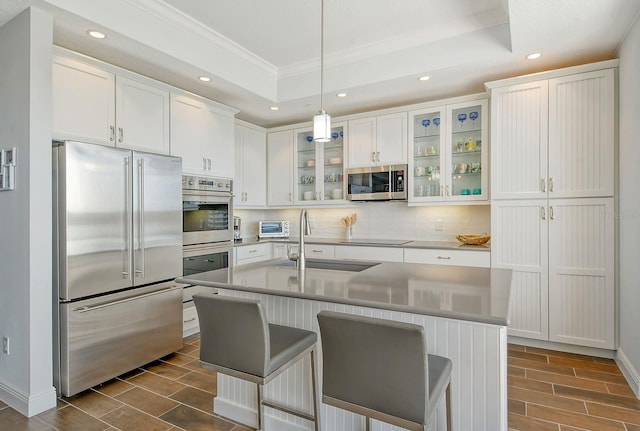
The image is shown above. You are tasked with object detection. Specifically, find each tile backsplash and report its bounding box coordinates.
[235,203,490,242]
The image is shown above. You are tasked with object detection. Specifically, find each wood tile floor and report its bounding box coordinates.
[0,334,250,431]
[508,343,640,431]
[1,337,639,430]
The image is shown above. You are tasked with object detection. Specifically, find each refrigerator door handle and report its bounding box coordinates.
[73,285,182,313]
[135,158,145,278]
[123,156,133,281]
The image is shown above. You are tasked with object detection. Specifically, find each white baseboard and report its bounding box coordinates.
[508,336,615,359]
[615,348,640,399]
[0,378,57,417]
[214,397,311,431]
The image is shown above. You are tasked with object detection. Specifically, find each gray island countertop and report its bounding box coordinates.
[177,258,512,326]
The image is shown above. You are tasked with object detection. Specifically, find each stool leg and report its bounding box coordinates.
[310,349,321,431]
[445,383,452,431]
[256,383,265,431]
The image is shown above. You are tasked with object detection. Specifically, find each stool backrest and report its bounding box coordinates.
[194,293,270,377]
[317,311,429,425]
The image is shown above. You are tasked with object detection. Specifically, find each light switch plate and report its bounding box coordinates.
[0,147,16,191]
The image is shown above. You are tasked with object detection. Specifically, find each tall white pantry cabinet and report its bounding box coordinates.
[487,63,616,349]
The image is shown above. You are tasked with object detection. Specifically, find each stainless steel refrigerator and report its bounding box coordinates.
[53,140,183,396]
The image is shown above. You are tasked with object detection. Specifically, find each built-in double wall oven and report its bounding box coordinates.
[182,175,233,302]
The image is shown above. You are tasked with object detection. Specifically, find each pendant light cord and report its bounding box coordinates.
[319,0,324,113]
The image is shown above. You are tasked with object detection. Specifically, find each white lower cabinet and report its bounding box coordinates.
[234,243,272,266]
[334,245,404,262]
[404,248,490,268]
[271,243,288,259]
[492,198,614,348]
[305,244,335,258]
[183,304,199,337]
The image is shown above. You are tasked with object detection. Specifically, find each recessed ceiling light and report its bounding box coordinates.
[87,30,106,39]
[418,75,430,82]
[269,106,279,111]
[336,92,347,98]
[526,52,542,60]
[198,76,211,82]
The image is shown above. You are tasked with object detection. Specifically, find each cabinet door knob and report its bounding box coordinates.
[371,152,376,162]
[549,177,554,192]
[109,126,115,142]
[376,151,380,162]
[118,127,124,143]
[202,158,207,170]
[540,206,546,220]
[437,256,452,260]
[549,205,555,220]
[541,178,546,193]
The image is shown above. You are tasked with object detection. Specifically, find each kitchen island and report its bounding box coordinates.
[177,258,512,431]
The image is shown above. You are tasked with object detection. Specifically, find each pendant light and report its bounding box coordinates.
[313,0,331,142]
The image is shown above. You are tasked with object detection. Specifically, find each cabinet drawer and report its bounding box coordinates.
[183,305,200,337]
[305,244,335,258]
[404,248,490,268]
[235,243,271,265]
[334,245,404,262]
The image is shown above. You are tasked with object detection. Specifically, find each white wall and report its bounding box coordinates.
[617,12,640,397]
[0,7,56,416]
[235,204,490,242]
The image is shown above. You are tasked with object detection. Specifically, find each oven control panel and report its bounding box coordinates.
[182,175,232,192]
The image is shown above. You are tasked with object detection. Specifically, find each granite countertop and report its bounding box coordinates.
[235,236,490,251]
[177,258,511,326]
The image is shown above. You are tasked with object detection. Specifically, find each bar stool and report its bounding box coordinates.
[193,293,321,431]
[317,311,452,431]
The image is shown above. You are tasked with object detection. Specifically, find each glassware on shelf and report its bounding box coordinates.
[469,111,479,129]
[457,113,467,131]
[433,117,440,128]
[421,118,430,136]
[306,135,313,143]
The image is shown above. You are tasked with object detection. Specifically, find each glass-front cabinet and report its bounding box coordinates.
[408,99,488,203]
[294,122,346,204]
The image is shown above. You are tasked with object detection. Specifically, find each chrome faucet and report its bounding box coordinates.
[288,209,311,271]
[299,209,311,272]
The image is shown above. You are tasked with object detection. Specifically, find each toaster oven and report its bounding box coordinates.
[258,220,290,238]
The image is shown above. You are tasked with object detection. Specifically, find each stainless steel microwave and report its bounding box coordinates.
[346,164,407,201]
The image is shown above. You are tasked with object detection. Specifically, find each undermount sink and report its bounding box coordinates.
[274,259,379,272]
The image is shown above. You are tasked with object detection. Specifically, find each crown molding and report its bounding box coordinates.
[126,0,278,79]
[280,7,509,79]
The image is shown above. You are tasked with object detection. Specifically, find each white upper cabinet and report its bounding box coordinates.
[170,91,237,177]
[115,76,170,154]
[208,108,236,179]
[490,68,614,200]
[267,129,294,206]
[170,93,208,174]
[408,99,488,204]
[347,112,407,167]
[294,123,346,204]
[490,81,548,200]
[235,123,266,207]
[547,70,615,198]
[53,56,116,145]
[53,55,170,154]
